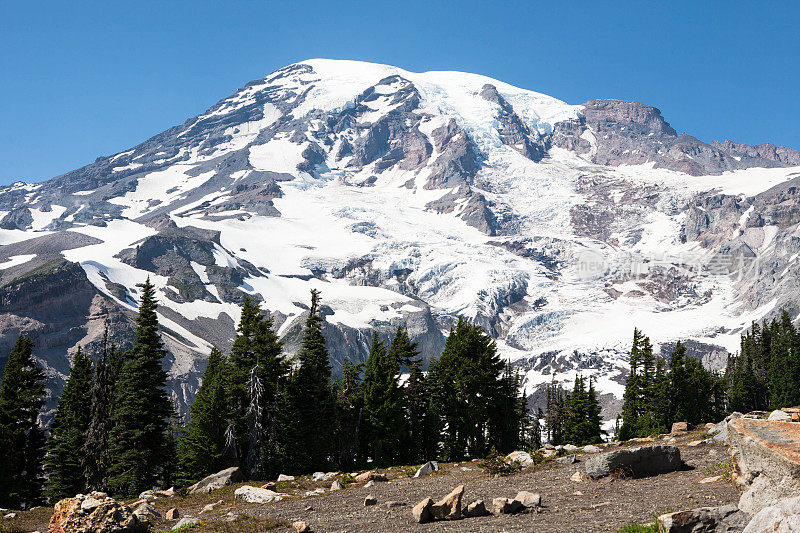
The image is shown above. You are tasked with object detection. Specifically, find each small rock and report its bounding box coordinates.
[412,498,434,523]
[687,440,704,447]
[582,445,602,453]
[385,501,407,508]
[709,449,719,457]
[138,490,156,500]
[173,517,199,530]
[200,500,223,513]
[431,485,464,520]
[493,497,524,514]
[700,475,722,484]
[4,513,17,519]
[293,521,312,533]
[330,480,344,491]
[234,486,283,503]
[261,482,277,491]
[156,487,175,497]
[364,495,378,507]
[414,461,439,477]
[187,466,244,494]
[505,451,533,467]
[573,491,583,495]
[563,444,578,452]
[544,443,556,450]
[311,471,338,482]
[515,491,541,508]
[463,500,490,517]
[355,471,388,483]
[304,488,325,497]
[133,502,161,521]
[768,409,792,422]
[165,508,180,520]
[556,454,578,464]
[671,421,689,434]
[277,474,295,482]
[364,480,375,488]
[571,470,586,482]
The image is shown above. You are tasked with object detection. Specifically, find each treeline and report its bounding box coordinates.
[0,282,531,508]
[727,310,800,412]
[542,375,603,446]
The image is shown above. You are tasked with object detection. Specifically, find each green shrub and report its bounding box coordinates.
[616,523,658,533]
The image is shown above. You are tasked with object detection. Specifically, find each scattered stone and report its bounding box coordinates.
[364,480,375,488]
[355,471,388,482]
[4,513,17,519]
[557,454,578,464]
[234,486,283,504]
[385,501,407,508]
[364,495,378,507]
[304,506,313,512]
[304,488,325,497]
[311,471,338,482]
[657,504,748,532]
[709,449,719,457]
[700,475,723,484]
[544,443,555,450]
[431,484,464,520]
[563,444,578,452]
[187,466,244,494]
[573,491,583,496]
[729,418,800,514]
[200,500,223,513]
[506,451,533,467]
[133,502,161,521]
[515,491,541,508]
[172,517,199,530]
[414,461,440,477]
[542,449,557,459]
[412,498,434,523]
[48,496,146,533]
[768,409,792,422]
[585,445,683,479]
[671,421,689,434]
[571,470,586,482]
[277,474,295,482]
[330,479,344,491]
[293,521,312,533]
[493,497,524,514]
[165,508,180,520]
[138,490,155,500]
[582,445,602,453]
[463,500,490,518]
[156,487,175,497]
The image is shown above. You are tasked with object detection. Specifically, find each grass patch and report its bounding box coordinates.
[616,523,658,533]
[704,460,733,480]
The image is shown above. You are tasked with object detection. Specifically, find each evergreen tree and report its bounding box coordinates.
[544,381,567,445]
[488,364,524,453]
[83,331,118,492]
[46,347,93,500]
[361,332,404,466]
[401,357,433,463]
[176,348,229,485]
[0,336,46,508]
[282,289,335,473]
[564,375,602,445]
[107,278,173,497]
[333,358,363,469]
[618,328,643,440]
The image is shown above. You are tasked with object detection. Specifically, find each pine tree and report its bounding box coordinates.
[107,278,173,497]
[402,357,432,463]
[83,331,117,492]
[333,358,363,469]
[362,332,404,466]
[488,364,524,453]
[176,347,229,485]
[618,329,643,440]
[282,289,335,473]
[0,336,46,508]
[544,381,567,445]
[46,347,93,499]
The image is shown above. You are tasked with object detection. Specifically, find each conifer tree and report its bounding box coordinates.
[107,278,173,496]
[0,336,46,508]
[564,375,602,445]
[83,331,117,492]
[176,347,229,485]
[488,364,524,453]
[402,357,432,463]
[544,381,567,445]
[282,289,335,473]
[618,329,643,440]
[362,332,404,466]
[333,358,363,469]
[46,347,93,499]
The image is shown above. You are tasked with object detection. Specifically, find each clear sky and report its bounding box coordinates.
[2,0,799,185]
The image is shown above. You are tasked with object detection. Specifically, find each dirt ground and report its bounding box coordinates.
[2,432,739,533]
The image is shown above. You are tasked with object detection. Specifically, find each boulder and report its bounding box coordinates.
[557,454,578,464]
[414,461,440,477]
[671,421,689,434]
[430,485,464,520]
[187,466,244,494]
[330,480,344,491]
[165,508,180,520]
[514,491,541,508]
[744,496,800,532]
[364,495,378,507]
[277,474,295,482]
[768,410,792,422]
[582,445,602,454]
[355,471,387,482]
[711,412,744,443]
[505,451,533,467]
[729,418,800,514]
[463,500,490,518]
[493,497,524,514]
[234,486,283,504]
[200,500,223,514]
[657,504,748,532]
[412,498,434,524]
[132,502,161,521]
[311,471,338,482]
[563,444,578,452]
[48,496,146,533]
[293,521,312,533]
[172,517,199,530]
[584,445,683,479]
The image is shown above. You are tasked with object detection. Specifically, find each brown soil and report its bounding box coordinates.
[2,432,739,533]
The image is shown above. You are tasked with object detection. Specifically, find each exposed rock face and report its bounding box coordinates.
[728,419,800,514]
[48,494,146,533]
[711,140,800,167]
[480,84,547,162]
[743,496,800,532]
[657,504,748,532]
[187,466,243,494]
[584,445,683,479]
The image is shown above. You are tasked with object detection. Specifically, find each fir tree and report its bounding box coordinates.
[0,336,46,508]
[618,328,643,440]
[333,358,363,469]
[83,331,117,492]
[107,278,173,497]
[46,347,93,500]
[401,357,432,463]
[176,348,229,485]
[544,381,567,445]
[282,289,335,473]
[361,332,404,466]
[488,364,524,453]
[564,375,602,446]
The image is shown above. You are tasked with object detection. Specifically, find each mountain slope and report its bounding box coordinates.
[2,59,800,421]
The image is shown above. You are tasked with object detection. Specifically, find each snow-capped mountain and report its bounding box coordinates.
[2,59,799,420]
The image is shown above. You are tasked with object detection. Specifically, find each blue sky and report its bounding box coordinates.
[2,1,799,185]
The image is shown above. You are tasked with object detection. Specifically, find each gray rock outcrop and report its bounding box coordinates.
[657,504,749,532]
[584,445,683,479]
[187,466,243,494]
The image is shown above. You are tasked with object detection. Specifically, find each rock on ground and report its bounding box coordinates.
[515,491,541,507]
[364,495,378,507]
[234,486,283,504]
[744,496,800,532]
[768,410,792,422]
[729,418,800,514]
[506,451,533,467]
[463,500,490,517]
[711,412,743,443]
[657,504,748,532]
[187,466,244,494]
[48,495,146,533]
[172,517,199,530]
[293,520,312,532]
[493,497,524,514]
[430,485,464,520]
[414,461,440,477]
[277,474,295,482]
[412,498,433,523]
[585,445,683,479]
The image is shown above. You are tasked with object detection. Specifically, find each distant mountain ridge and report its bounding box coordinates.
[1,59,799,423]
